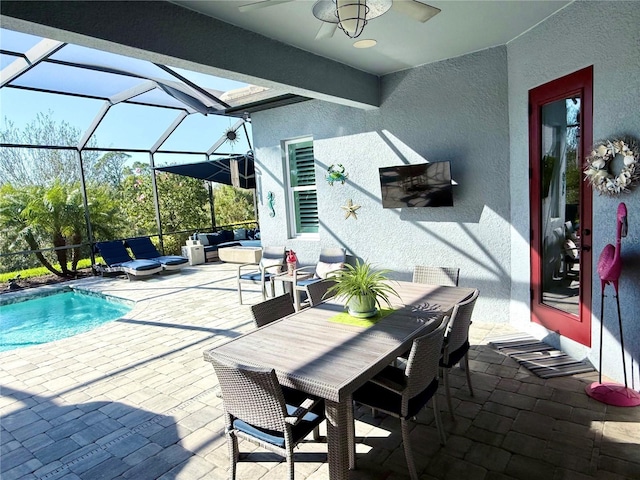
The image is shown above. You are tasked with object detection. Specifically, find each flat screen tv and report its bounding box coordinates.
[379,161,453,208]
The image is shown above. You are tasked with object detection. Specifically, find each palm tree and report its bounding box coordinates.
[0,181,119,277]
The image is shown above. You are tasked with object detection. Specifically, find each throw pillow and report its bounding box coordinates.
[261,256,283,273]
[315,261,344,279]
[233,228,247,240]
[197,234,210,246]
[207,233,222,245]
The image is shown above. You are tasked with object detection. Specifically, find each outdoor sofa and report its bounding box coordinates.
[192,228,261,262]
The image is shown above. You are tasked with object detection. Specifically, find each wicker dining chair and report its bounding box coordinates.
[209,355,326,480]
[250,294,295,328]
[352,319,448,480]
[440,289,479,418]
[302,278,337,309]
[412,266,460,286]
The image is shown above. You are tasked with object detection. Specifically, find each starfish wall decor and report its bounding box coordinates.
[341,199,361,220]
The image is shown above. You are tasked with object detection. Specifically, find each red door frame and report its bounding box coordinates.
[529,66,593,347]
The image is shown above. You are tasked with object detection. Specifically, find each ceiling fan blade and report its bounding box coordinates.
[238,0,292,13]
[392,0,441,23]
[315,22,337,40]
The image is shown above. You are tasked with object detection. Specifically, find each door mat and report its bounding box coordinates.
[488,333,595,379]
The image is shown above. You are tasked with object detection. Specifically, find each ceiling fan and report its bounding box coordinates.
[239,0,441,40]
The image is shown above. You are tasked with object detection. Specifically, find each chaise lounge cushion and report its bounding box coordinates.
[125,237,188,270]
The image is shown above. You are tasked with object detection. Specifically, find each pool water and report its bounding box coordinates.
[0,290,133,352]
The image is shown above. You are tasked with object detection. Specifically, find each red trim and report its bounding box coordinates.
[529,66,593,347]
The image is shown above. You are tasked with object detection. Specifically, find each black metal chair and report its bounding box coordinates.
[352,319,448,480]
[209,355,326,480]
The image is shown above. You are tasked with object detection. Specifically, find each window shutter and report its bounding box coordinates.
[289,141,315,187]
[295,191,318,233]
[288,140,318,234]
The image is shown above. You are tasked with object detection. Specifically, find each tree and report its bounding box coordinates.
[91,151,131,189]
[119,164,211,252]
[213,184,255,227]
[0,111,101,187]
[0,181,120,276]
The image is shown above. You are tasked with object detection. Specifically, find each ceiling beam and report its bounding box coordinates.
[0,0,380,109]
[0,38,64,87]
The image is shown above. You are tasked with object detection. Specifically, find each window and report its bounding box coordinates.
[284,138,318,236]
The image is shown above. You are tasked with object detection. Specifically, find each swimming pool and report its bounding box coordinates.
[0,288,133,352]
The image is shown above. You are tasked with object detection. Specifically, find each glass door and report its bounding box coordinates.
[529,67,593,346]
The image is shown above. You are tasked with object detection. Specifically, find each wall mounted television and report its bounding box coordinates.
[379,161,453,208]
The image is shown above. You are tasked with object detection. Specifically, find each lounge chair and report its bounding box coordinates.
[237,246,286,304]
[94,241,163,279]
[125,237,188,271]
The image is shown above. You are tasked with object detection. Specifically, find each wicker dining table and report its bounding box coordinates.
[203,281,476,480]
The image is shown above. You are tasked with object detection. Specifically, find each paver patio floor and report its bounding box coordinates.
[1,262,639,479]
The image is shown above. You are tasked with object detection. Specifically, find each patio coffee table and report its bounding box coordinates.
[204,281,476,480]
[218,246,262,264]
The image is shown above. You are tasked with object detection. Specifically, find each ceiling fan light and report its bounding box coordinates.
[336,0,368,38]
[353,38,377,48]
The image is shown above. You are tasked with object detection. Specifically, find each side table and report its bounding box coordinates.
[181,244,205,266]
[273,271,314,311]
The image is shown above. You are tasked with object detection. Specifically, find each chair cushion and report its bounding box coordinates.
[96,240,133,265]
[232,400,324,448]
[353,375,439,419]
[440,341,470,368]
[316,261,344,279]
[125,237,162,260]
[154,255,188,266]
[239,272,263,282]
[116,259,162,272]
[240,272,278,282]
[296,278,321,287]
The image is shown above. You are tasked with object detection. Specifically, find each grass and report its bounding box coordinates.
[0,258,99,283]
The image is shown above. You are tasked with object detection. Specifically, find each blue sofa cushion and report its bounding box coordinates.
[206,232,223,245]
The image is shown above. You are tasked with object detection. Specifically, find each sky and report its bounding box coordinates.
[0,28,254,167]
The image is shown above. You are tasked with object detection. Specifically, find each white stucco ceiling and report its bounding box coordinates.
[172,0,571,75]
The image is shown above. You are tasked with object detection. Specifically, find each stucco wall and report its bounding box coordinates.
[508,0,640,387]
[252,46,511,323]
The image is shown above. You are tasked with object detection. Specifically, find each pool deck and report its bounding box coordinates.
[1,262,639,480]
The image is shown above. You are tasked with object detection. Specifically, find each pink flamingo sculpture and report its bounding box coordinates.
[586,202,640,406]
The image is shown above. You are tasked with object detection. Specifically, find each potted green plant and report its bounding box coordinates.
[326,259,399,318]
